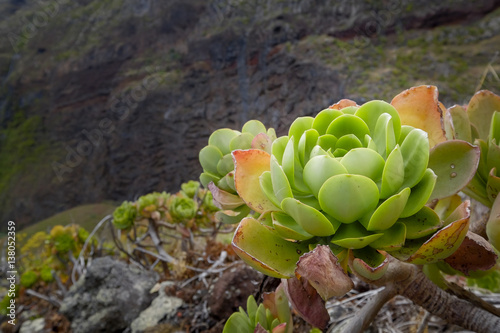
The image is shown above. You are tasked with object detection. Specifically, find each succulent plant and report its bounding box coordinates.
[168,196,198,221]
[112,201,137,230]
[201,86,480,283]
[40,266,54,283]
[137,192,170,217]
[199,120,277,223]
[444,90,500,251]
[20,270,38,288]
[223,289,292,333]
[50,225,76,253]
[181,180,201,198]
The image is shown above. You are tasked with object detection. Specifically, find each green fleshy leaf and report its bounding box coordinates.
[326,114,370,141]
[467,90,500,142]
[362,187,410,231]
[223,312,252,333]
[330,222,383,249]
[294,194,322,211]
[260,171,282,208]
[270,156,293,203]
[309,145,329,158]
[399,206,442,239]
[373,112,396,159]
[487,141,500,178]
[490,111,500,145]
[303,155,347,197]
[199,145,223,175]
[340,148,385,181]
[335,134,363,151]
[272,211,314,241]
[282,138,296,189]
[355,100,401,141]
[400,128,429,189]
[380,145,404,199]
[242,120,267,136]
[217,153,235,175]
[281,198,335,236]
[476,139,489,183]
[271,136,289,165]
[448,105,472,142]
[317,134,338,152]
[369,222,406,250]
[232,217,310,278]
[289,117,314,145]
[318,174,379,224]
[398,125,414,144]
[487,168,500,203]
[230,132,254,151]
[247,295,258,324]
[400,168,437,218]
[200,172,220,188]
[350,247,389,281]
[312,109,343,135]
[428,140,480,201]
[298,129,320,165]
[433,194,462,221]
[209,128,239,155]
[487,194,500,251]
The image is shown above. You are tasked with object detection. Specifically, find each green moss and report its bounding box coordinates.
[0,110,49,195]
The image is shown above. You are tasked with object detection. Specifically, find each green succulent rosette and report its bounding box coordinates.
[260,101,439,251]
[203,95,475,280]
[199,120,277,223]
[112,201,137,230]
[181,180,200,198]
[40,266,54,283]
[169,196,198,222]
[445,90,500,251]
[137,191,169,217]
[50,225,76,253]
[20,270,38,288]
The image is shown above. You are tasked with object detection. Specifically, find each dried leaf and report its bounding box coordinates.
[295,245,354,300]
[281,277,330,329]
[444,232,498,276]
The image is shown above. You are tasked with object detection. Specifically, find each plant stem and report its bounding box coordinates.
[328,286,397,333]
[402,266,500,333]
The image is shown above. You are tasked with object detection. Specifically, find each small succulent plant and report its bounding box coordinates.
[223,289,292,333]
[112,201,138,230]
[199,120,277,223]
[20,270,38,288]
[168,196,198,221]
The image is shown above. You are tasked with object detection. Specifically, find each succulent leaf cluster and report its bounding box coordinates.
[444,90,500,251]
[199,120,277,223]
[223,290,292,333]
[259,100,436,249]
[201,86,478,281]
[18,224,92,289]
[111,181,220,230]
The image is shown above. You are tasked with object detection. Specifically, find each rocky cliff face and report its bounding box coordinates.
[1,0,500,229]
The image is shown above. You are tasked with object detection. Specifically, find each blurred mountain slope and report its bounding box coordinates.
[1,0,500,229]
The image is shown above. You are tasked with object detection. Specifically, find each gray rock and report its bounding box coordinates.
[19,317,46,333]
[130,281,184,333]
[60,257,158,333]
